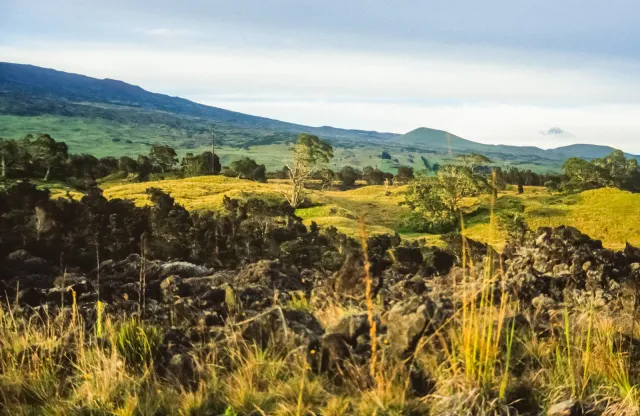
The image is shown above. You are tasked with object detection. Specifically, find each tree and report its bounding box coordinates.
[457,153,492,173]
[181,151,221,177]
[228,157,266,182]
[252,164,267,183]
[402,166,490,231]
[230,157,258,178]
[97,156,119,178]
[592,150,640,192]
[337,166,360,186]
[283,134,333,207]
[362,166,386,185]
[0,138,20,178]
[136,155,153,182]
[24,134,69,181]
[181,153,203,177]
[395,166,414,183]
[69,154,99,179]
[119,156,138,174]
[201,151,221,175]
[316,168,336,191]
[420,156,431,171]
[562,157,610,191]
[149,144,178,172]
[381,151,392,160]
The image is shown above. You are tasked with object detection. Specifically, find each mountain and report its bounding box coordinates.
[1,61,637,171]
[552,144,638,160]
[0,62,396,144]
[395,128,640,163]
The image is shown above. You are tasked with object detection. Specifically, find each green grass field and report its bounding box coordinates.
[0,114,551,173]
[99,176,640,250]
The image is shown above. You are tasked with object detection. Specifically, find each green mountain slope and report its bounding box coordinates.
[0,62,397,145]
[1,62,637,170]
[552,144,638,160]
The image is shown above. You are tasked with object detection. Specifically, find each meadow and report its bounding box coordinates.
[100,175,640,250]
[0,114,550,174]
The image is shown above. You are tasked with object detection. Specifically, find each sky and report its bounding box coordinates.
[1,0,640,152]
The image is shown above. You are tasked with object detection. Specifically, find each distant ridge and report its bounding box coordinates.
[1,61,638,166]
[395,127,640,161]
[0,62,398,143]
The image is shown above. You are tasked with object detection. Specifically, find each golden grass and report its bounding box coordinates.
[99,176,640,249]
[523,187,640,250]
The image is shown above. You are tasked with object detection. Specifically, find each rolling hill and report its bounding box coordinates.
[1,61,638,171]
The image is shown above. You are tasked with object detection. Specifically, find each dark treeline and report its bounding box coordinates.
[0,134,417,190]
[0,180,336,271]
[4,134,636,196]
[0,134,228,187]
[497,167,560,188]
[269,165,414,187]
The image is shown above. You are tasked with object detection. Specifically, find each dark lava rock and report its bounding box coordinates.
[625,242,640,263]
[17,287,46,307]
[240,307,321,348]
[326,313,372,346]
[503,226,633,306]
[6,250,51,274]
[385,294,453,357]
[236,260,302,291]
[308,333,354,376]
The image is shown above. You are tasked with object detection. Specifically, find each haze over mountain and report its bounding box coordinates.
[1,62,637,169]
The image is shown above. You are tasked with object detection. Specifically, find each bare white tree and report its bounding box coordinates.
[280,134,333,208]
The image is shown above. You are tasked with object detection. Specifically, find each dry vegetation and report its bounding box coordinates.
[2,232,639,415]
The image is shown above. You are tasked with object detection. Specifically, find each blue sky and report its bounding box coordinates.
[2,0,640,152]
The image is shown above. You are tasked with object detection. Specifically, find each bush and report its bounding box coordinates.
[398,211,457,233]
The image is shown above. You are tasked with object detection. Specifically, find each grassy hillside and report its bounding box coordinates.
[100,176,640,250]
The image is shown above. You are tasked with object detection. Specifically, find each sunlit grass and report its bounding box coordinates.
[100,176,640,249]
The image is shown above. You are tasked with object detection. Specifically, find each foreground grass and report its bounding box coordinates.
[2,265,639,414]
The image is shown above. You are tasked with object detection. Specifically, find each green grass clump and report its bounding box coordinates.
[115,318,162,372]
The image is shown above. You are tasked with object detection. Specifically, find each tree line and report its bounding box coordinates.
[553,150,640,193]
[0,133,417,194]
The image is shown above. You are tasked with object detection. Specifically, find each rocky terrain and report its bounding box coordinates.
[2,208,640,414]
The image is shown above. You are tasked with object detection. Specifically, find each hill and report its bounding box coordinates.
[394,127,640,165]
[2,62,638,171]
[552,143,639,159]
[0,62,396,145]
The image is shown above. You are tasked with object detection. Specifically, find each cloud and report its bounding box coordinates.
[2,42,639,108]
[540,127,574,137]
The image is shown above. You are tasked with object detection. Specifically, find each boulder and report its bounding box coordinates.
[385,294,452,357]
[326,313,371,345]
[236,260,302,291]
